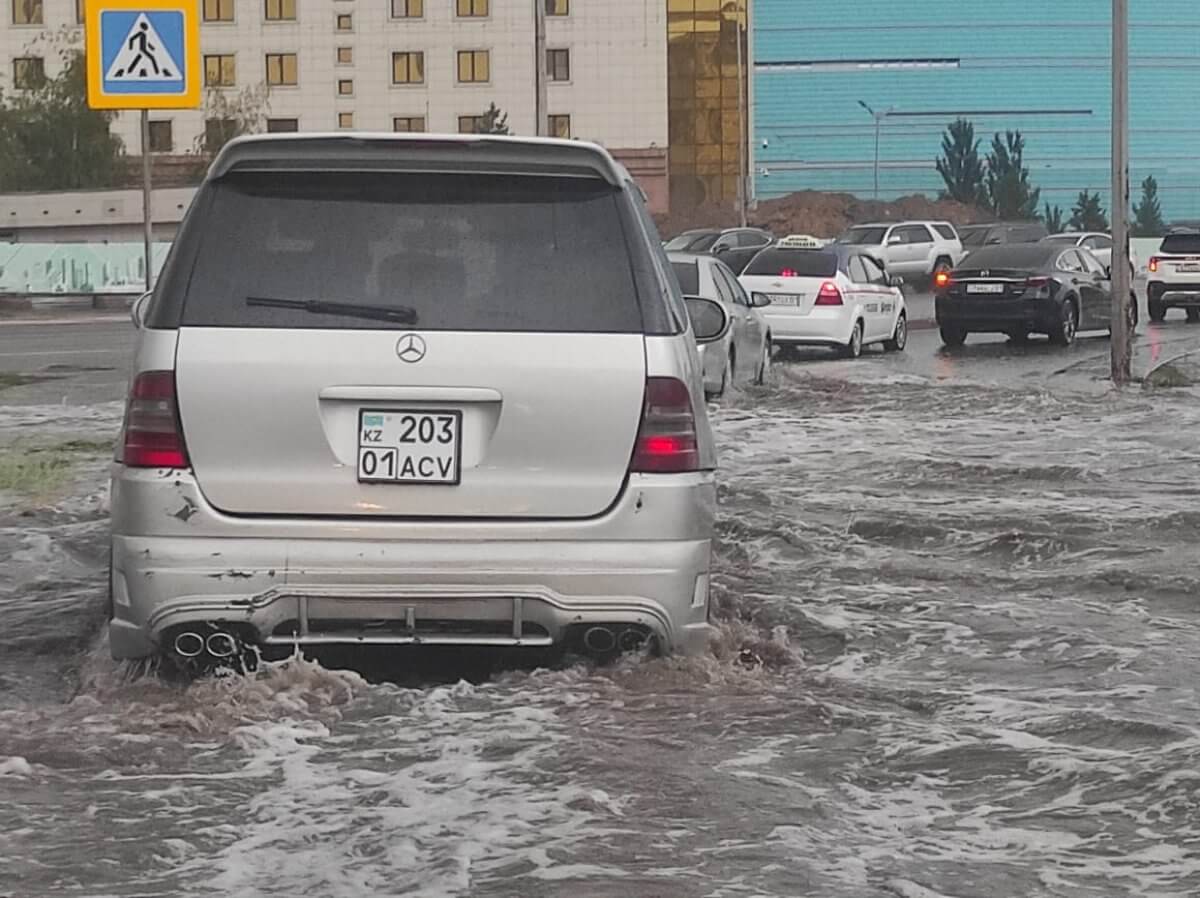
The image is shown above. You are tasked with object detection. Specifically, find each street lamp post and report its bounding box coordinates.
[1111,0,1132,384]
[858,100,892,200]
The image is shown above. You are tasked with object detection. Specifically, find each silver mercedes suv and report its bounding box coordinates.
[109,133,717,669]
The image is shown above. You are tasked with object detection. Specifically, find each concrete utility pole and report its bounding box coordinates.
[1111,0,1132,383]
[534,0,548,136]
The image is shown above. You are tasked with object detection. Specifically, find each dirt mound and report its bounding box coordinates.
[750,191,991,239]
[655,191,992,242]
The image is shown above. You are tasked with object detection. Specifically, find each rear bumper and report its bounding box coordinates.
[1148,281,1200,304]
[763,308,852,346]
[109,466,717,660]
[936,296,1059,331]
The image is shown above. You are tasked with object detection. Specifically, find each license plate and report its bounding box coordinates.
[1177,264,1200,273]
[357,409,462,485]
[768,294,801,306]
[967,283,1006,294]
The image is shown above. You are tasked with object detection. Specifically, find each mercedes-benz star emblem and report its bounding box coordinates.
[396,333,427,363]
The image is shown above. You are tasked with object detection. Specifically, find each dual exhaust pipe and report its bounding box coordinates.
[582,625,648,656]
[173,629,241,661]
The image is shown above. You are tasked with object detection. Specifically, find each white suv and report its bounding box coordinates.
[1147,231,1200,322]
[837,221,963,283]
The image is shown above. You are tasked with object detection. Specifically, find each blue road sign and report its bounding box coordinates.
[85,0,201,110]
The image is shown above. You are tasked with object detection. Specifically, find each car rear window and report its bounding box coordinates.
[1161,234,1200,255]
[671,260,700,295]
[743,249,838,278]
[839,227,886,245]
[664,231,718,253]
[959,244,1056,270]
[934,224,958,240]
[175,171,644,332]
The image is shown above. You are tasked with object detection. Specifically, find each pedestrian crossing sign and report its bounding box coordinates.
[85,0,200,109]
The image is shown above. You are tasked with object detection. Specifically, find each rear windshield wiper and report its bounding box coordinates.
[246,296,418,325]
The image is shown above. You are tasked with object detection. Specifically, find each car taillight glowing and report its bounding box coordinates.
[1149,256,1159,273]
[1026,276,1051,288]
[814,281,843,306]
[934,270,952,289]
[630,377,699,474]
[121,371,190,468]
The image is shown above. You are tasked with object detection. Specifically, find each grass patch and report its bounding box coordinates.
[0,439,113,498]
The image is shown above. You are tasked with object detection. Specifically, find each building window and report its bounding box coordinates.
[546,0,567,14]
[391,0,422,17]
[12,56,44,89]
[265,52,298,86]
[458,115,486,134]
[264,0,295,21]
[205,118,238,153]
[336,46,353,65]
[148,120,173,153]
[204,54,236,87]
[456,50,489,84]
[547,48,570,82]
[336,12,352,30]
[337,78,353,96]
[391,51,425,85]
[456,0,487,16]
[548,114,571,139]
[338,112,354,129]
[202,0,233,22]
[12,0,42,25]
[267,117,299,132]
[393,116,425,133]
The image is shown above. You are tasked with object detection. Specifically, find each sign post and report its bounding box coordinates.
[84,0,200,292]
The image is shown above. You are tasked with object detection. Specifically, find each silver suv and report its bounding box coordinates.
[109,134,717,670]
[837,221,963,282]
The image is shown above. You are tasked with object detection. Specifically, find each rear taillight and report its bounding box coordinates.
[1149,256,1159,273]
[1026,276,1051,288]
[815,281,843,306]
[934,270,952,290]
[121,371,189,468]
[630,377,699,474]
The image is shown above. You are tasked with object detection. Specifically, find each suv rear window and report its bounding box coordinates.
[670,260,700,295]
[934,224,958,240]
[743,249,838,278]
[175,171,644,333]
[1161,234,1200,255]
[839,227,887,245]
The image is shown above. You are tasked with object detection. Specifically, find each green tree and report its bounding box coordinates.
[1042,203,1066,234]
[984,130,1040,220]
[1069,190,1109,231]
[1132,175,1166,237]
[0,48,124,191]
[475,103,510,135]
[935,118,986,206]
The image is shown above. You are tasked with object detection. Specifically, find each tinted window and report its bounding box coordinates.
[960,244,1057,269]
[839,227,887,245]
[1093,235,1113,249]
[179,172,643,332]
[1016,225,1048,242]
[744,249,838,278]
[735,231,768,248]
[1160,234,1200,255]
[934,224,958,240]
[671,261,701,296]
[896,225,932,244]
[664,231,719,252]
[959,227,990,248]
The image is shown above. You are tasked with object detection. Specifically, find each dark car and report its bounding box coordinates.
[957,221,1048,249]
[935,243,1136,347]
[663,227,774,275]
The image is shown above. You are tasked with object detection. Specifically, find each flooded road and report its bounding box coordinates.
[3,325,1200,897]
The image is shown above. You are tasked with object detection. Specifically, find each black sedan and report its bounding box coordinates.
[934,243,1136,347]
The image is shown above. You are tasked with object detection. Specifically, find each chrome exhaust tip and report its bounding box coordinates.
[618,628,647,653]
[583,626,617,654]
[173,631,205,658]
[205,631,239,659]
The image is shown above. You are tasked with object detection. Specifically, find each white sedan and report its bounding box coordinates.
[738,245,908,358]
[1042,232,1114,268]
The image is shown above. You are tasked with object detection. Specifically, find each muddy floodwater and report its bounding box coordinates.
[3,340,1200,897]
